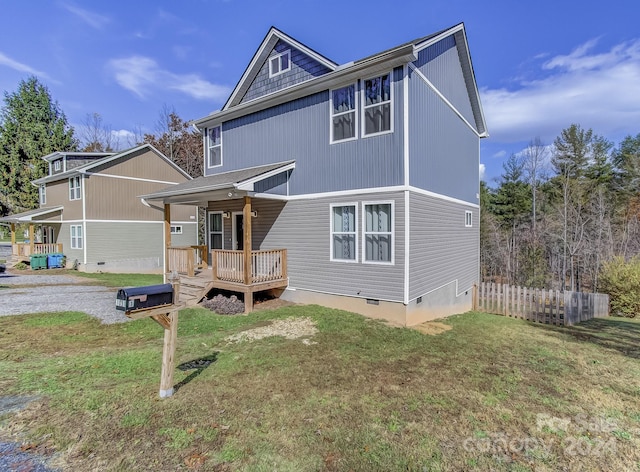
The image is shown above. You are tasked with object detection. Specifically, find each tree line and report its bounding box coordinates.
[0,76,202,216]
[481,124,640,297]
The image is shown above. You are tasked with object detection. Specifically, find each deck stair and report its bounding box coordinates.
[177,270,215,306]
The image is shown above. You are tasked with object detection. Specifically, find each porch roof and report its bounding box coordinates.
[0,206,64,223]
[139,160,295,205]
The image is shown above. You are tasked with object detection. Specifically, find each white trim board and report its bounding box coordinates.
[408,63,480,138]
[81,172,181,185]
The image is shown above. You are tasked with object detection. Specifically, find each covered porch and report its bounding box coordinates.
[140,161,294,313]
[0,207,64,263]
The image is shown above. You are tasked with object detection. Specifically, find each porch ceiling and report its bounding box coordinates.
[139,160,295,205]
[0,206,63,223]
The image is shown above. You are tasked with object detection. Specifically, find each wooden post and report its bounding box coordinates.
[164,204,171,282]
[159,276,180,398]
[29,224,34,255]
[243,196,253,313]
[10,223,16,245]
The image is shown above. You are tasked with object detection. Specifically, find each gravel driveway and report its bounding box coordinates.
[0,270,129,324]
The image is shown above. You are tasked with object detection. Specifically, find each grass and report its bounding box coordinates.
[69,271,163,287]
[0,307,639,471]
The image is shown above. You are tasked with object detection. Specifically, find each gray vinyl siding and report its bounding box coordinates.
[241,40,332,104]
[213,67,404,194]
[58,223,83,263]
[408,192,478,300]
[85,222,164,263]
[171,223,198,246]
[408,69,479,204]
[208,192,405,302]
[413,37,476,129]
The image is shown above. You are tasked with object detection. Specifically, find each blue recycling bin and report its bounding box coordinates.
[47,253,65,269]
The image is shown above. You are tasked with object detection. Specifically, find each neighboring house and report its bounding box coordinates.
[0,144,198,273]
[142,23,487,325]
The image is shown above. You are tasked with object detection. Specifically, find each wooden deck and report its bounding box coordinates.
[12,243,63,262]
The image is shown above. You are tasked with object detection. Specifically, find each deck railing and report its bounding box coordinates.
[167,245,207,277]
[212,249,287,284]
[13,243,63,257]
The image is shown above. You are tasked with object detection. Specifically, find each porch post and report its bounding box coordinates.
[243,196,253,312]
[29,224,34,255]
[10,223,16,256]
[164,204,171,279]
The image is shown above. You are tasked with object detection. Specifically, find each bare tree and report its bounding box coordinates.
[80,112,118,152]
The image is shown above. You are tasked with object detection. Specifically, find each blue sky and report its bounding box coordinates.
[1,0,638,183]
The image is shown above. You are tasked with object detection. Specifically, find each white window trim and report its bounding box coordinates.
[329,83,358,144]
[69,176,81,201]
[330,203,358,263]
[170,225,183,235]
[361,71,394,138]
[208,211,224,250]
[465,210,473,227]
[269,49,291,78]
[70,225,83,249]
[39,185,46,205]
[207,126,222,169]
[362,200,395,265]
[54,160,61,171]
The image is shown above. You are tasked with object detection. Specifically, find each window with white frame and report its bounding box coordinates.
[170,225,183,235]
[363,202,393,263]
[209,212,223,249]
[331,204,357,262]
[330,84,357,143]
[54,160,61,171]
[69,176,81,200]
[465,210,472,227]
[70,225,83,249]
[269,50,291,77]
[207,126,222,168]
[363,73,392,136]
[39,185,46,205]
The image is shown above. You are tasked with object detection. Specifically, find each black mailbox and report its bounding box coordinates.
[116,283,174,312]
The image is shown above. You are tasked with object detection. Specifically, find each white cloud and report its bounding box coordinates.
[479,163,486,181]
[0,52,51,80]
[60,2,110,29]
[108,56,230,102]
[492,150,507,159]
[481,38,640,143]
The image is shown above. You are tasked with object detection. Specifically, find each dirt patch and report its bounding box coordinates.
[412,321,453,336]
[253,297,296,311]
[225,317,318,343]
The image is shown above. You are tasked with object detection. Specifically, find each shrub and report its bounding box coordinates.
[201,294,245,315]
[599,256,640,318]
[14,262,28,270]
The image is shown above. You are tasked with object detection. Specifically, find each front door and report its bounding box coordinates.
[233,213,244,250]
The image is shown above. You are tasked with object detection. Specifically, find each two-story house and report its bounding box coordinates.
[142,23,487,325]
[1,144,199,273]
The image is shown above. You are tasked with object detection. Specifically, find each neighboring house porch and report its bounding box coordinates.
[0,207,64,263]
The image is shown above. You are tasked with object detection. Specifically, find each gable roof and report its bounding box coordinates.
[140,160,295,204]
[195,23,487,137]
[223,27,338,111]
[32,144,192,185]
[41,151,114,163]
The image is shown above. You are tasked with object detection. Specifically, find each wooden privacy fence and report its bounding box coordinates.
[474,282,609,326]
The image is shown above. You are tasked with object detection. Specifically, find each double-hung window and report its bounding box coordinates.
[331,204,357,262]
[69,176,81,200]
[54,160,61,171]
[39,185,46,205]
[170,225,183,235]
[363,73,392,136]
[363,202,393,264]
[269,50,291,77]
[207,126,222,168]
[330,84,357,143]
[70,225,83,249]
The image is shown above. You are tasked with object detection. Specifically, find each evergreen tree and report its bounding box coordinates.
[0,76,78,214]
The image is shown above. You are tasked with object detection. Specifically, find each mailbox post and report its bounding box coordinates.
[116,274,182,398]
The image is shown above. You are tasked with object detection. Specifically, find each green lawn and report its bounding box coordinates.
[0,307,638,471]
